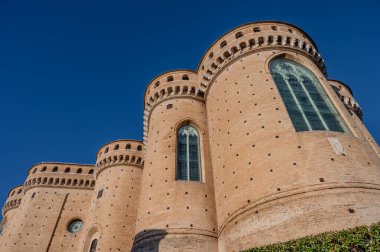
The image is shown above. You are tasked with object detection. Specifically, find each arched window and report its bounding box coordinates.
[177,125,201,181]
[64,167,70,173]
[76,168,82,174]
[89,239,98,252]
[270,58,348,133]
[52,166,58,172]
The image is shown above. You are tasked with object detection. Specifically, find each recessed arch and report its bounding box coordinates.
[83,224,102,252]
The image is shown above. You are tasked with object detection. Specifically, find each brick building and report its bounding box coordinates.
[1,21,379,252]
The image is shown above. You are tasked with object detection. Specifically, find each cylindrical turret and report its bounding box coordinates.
[82,140,143,252]
[202,21,380,251]
[1,185,23,218]
[0,163,95,251]
[134,71,218,251]
[329,80,379,157]
[0,185,23,250]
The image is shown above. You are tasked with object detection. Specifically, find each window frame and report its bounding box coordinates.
[176,124,202,182]
[270,57,350,133]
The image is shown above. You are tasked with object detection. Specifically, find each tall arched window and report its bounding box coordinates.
[270,58,348,133]
[89,239,98,252]
[177,125,201,181]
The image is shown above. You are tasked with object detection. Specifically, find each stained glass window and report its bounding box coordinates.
[270,58,348,133]
[177,125,201,181]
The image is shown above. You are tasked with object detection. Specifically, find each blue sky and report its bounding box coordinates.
[0,0,379,218]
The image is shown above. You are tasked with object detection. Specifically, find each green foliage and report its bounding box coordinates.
[244,222,380,252]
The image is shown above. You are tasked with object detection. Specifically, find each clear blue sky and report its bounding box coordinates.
[0,0,379,217]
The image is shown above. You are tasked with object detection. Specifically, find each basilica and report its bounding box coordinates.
[1,21,379,252]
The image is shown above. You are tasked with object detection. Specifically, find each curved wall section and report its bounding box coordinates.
[0,163,94,251]
[205,47,380,250]
[135,75,218,251]
[143,71,205,148]
[329,80,379,157]
[2,186,23,217]
[83,140,143,252]
[198,22,326,94]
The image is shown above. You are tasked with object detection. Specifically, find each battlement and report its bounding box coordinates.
[27,162,94,176]
[96,140,144,174]
[23,163,96,193]
[329,80,362,120]
[2,185,23,216]
[144,70,204,111]
[144,70,201,102]
[197,21,326,94]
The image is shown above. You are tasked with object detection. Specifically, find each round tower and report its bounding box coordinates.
[1,185,23,220]
[82,140,143,252]
[0,163,95,251]
[199,21,380,251]
[133,71,218,251]
[0,185,23,245]
[329,79,379,157]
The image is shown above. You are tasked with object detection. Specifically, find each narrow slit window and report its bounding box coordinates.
[270,58,348,133]
[177,125,201,181]
[90,239,98,252]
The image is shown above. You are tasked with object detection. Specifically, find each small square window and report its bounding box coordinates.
[167,104,173,109]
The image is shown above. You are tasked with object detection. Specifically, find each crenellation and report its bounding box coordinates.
[2,186,23,216]
[27,162,94,176]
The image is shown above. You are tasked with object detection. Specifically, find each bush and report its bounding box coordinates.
[244,221,380,252]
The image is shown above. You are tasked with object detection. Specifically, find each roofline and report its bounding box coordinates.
[196,20,319,72]
[328,79,353,95]
[96,139,143,157]
[143,69,198,104]
[142,21,320,102]
[6,185,24,197]
[27,162,94,174]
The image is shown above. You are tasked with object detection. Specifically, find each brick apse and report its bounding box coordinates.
[0,21,379,252]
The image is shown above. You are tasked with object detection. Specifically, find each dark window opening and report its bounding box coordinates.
[97,189,103,199]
